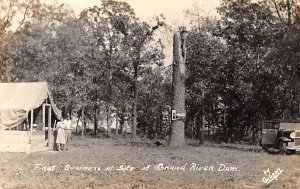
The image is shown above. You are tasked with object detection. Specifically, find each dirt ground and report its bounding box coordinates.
[0,136,299,189]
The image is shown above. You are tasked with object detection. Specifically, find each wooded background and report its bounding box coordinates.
[1,0,300,144]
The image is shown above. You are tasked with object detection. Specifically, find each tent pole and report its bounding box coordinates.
[48,107,52,148]
[30,109,33,144]
[16,115,19,131]
[42,104,45,131]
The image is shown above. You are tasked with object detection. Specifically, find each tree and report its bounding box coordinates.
[0,0,42,82]
[8,1,74,82]
[94,2,167,138]
[137,66,172,139]
[261,0,300,119]
[7,2,81,112]
[117,18,165,138]
[7,0,166,140]
[185,17,226,142]
[169,28,188,147]
[184,0,299,143]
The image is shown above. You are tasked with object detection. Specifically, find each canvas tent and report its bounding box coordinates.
[0,82,61,130]
[0,82,62,152]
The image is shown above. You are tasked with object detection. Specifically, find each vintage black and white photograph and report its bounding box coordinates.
[0,0,300,188]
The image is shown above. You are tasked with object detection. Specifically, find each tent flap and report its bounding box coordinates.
[0,109,28,130]
[0,82,61,130]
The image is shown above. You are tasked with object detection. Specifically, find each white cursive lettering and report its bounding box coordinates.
[262,168,283,185]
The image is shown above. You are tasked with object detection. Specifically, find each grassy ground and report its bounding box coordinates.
[0,136,299,189]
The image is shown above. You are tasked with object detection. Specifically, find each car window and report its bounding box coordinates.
[263,122,279,129]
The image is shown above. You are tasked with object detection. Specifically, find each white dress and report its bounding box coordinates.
[56,121,66,144]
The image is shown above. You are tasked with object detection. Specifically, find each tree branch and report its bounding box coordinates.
[16,5,30,32]
[0,0,14,31]
[148,19,164,37]
[271,0,282,20]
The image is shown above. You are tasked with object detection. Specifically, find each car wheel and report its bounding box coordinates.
[286,150,295,155]
[279,141,287,155]
[262,145,268,152]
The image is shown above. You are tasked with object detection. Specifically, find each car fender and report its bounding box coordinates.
[276,137,290,147]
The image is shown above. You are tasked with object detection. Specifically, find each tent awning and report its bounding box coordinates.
[0,82,62,130]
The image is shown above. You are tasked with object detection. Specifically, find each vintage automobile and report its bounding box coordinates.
[261,120,300,154]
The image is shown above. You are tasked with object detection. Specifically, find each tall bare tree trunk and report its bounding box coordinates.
[107,54,112,137]
[200,90,205,145]
[169,29,187,147]
[76,116,79,134]
[81,107,84,137]
[94,105,98,136]
[192,116,196,140]
[212,118,214,139]
[287,0,292,25]
[106,105,111,137]
[115,113,119,136]
[132,62,138,138]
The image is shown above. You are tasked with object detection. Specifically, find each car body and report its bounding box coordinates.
[261,120,300,154]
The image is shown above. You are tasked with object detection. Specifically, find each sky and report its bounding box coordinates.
[50,0,221,25]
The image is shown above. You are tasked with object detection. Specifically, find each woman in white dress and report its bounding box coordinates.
[56,118,66,151]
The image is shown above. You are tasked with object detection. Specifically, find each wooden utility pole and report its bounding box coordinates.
[169,28,188,147]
